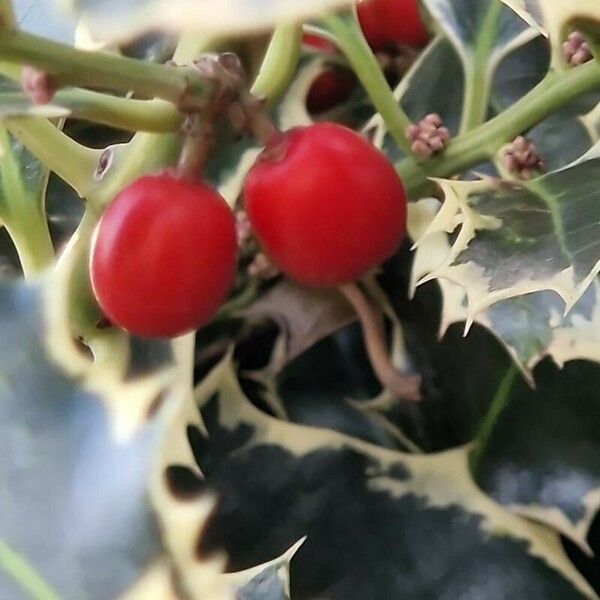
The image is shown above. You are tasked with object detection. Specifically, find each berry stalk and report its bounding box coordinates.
[339,282,421,401]
[320,11,414,155]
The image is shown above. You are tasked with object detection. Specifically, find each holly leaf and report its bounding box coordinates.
[422,0,538,72]
[151,339,304,600]
[0,279,178,599]
[409,159,600,379]
[472,359,600,554]
[156,355,597,599]
[52,0,352,44]
[244,280,355,369]
[406,203,600,548]
[412,158,600,322]
[456,282,600,375]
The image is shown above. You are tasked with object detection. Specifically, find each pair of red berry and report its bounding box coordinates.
[90,123,407,338]
[307,0,428,113]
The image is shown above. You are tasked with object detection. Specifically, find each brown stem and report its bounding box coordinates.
[175,114,214,181]
[238,93,281,146]
[175,53,245,181]
[339,282,421,401]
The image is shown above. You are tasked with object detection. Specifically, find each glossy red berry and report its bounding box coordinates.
[243,123,407,287]
[306,68,356,114]
[302,33,356,114]
[90,173,237,338]
[357,0,429,50]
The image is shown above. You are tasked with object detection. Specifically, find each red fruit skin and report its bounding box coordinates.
[303,33,356,113]
[90,174,237,338]
[243,123,407,287]
[302,33,337,54]
[306,68,356,113]
[357,0,429,50]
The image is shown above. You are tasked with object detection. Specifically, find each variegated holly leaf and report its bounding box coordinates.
[472,359,600,554]
[0,278,179,599]
[499,0,600,67]
[151,338,304,600]
[409,197,600,375]
[407,201,600,549]
[459,282,600,375]
[422,0,538,109]
[156,354,597,599]
[412,158,600,322]
[52,0,352,44]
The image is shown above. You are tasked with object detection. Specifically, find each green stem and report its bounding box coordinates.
[57,209,103,336]
[172,32,218,64]
[459,1,502,132]
[250,22,302,104]
[39,91,180,133]
[397,59,600,197]
[470,365,518,471]
[0,89,181,133]
[0,127,54,276]
[6,119,102,197]
[320,11,413,154]
[4,206,54,277]
[0,29,214,109]
[0,539,62,600]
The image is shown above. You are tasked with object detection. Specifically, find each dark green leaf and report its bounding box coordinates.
[472,359,600,551]
[155,357,596,600]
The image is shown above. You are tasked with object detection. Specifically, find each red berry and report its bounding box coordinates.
[302,33,337,54]
[243,123,407,287]
[90,173,237,338]
[357,0,429,50]
[302,33,356,113]
[306,67,356,114]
